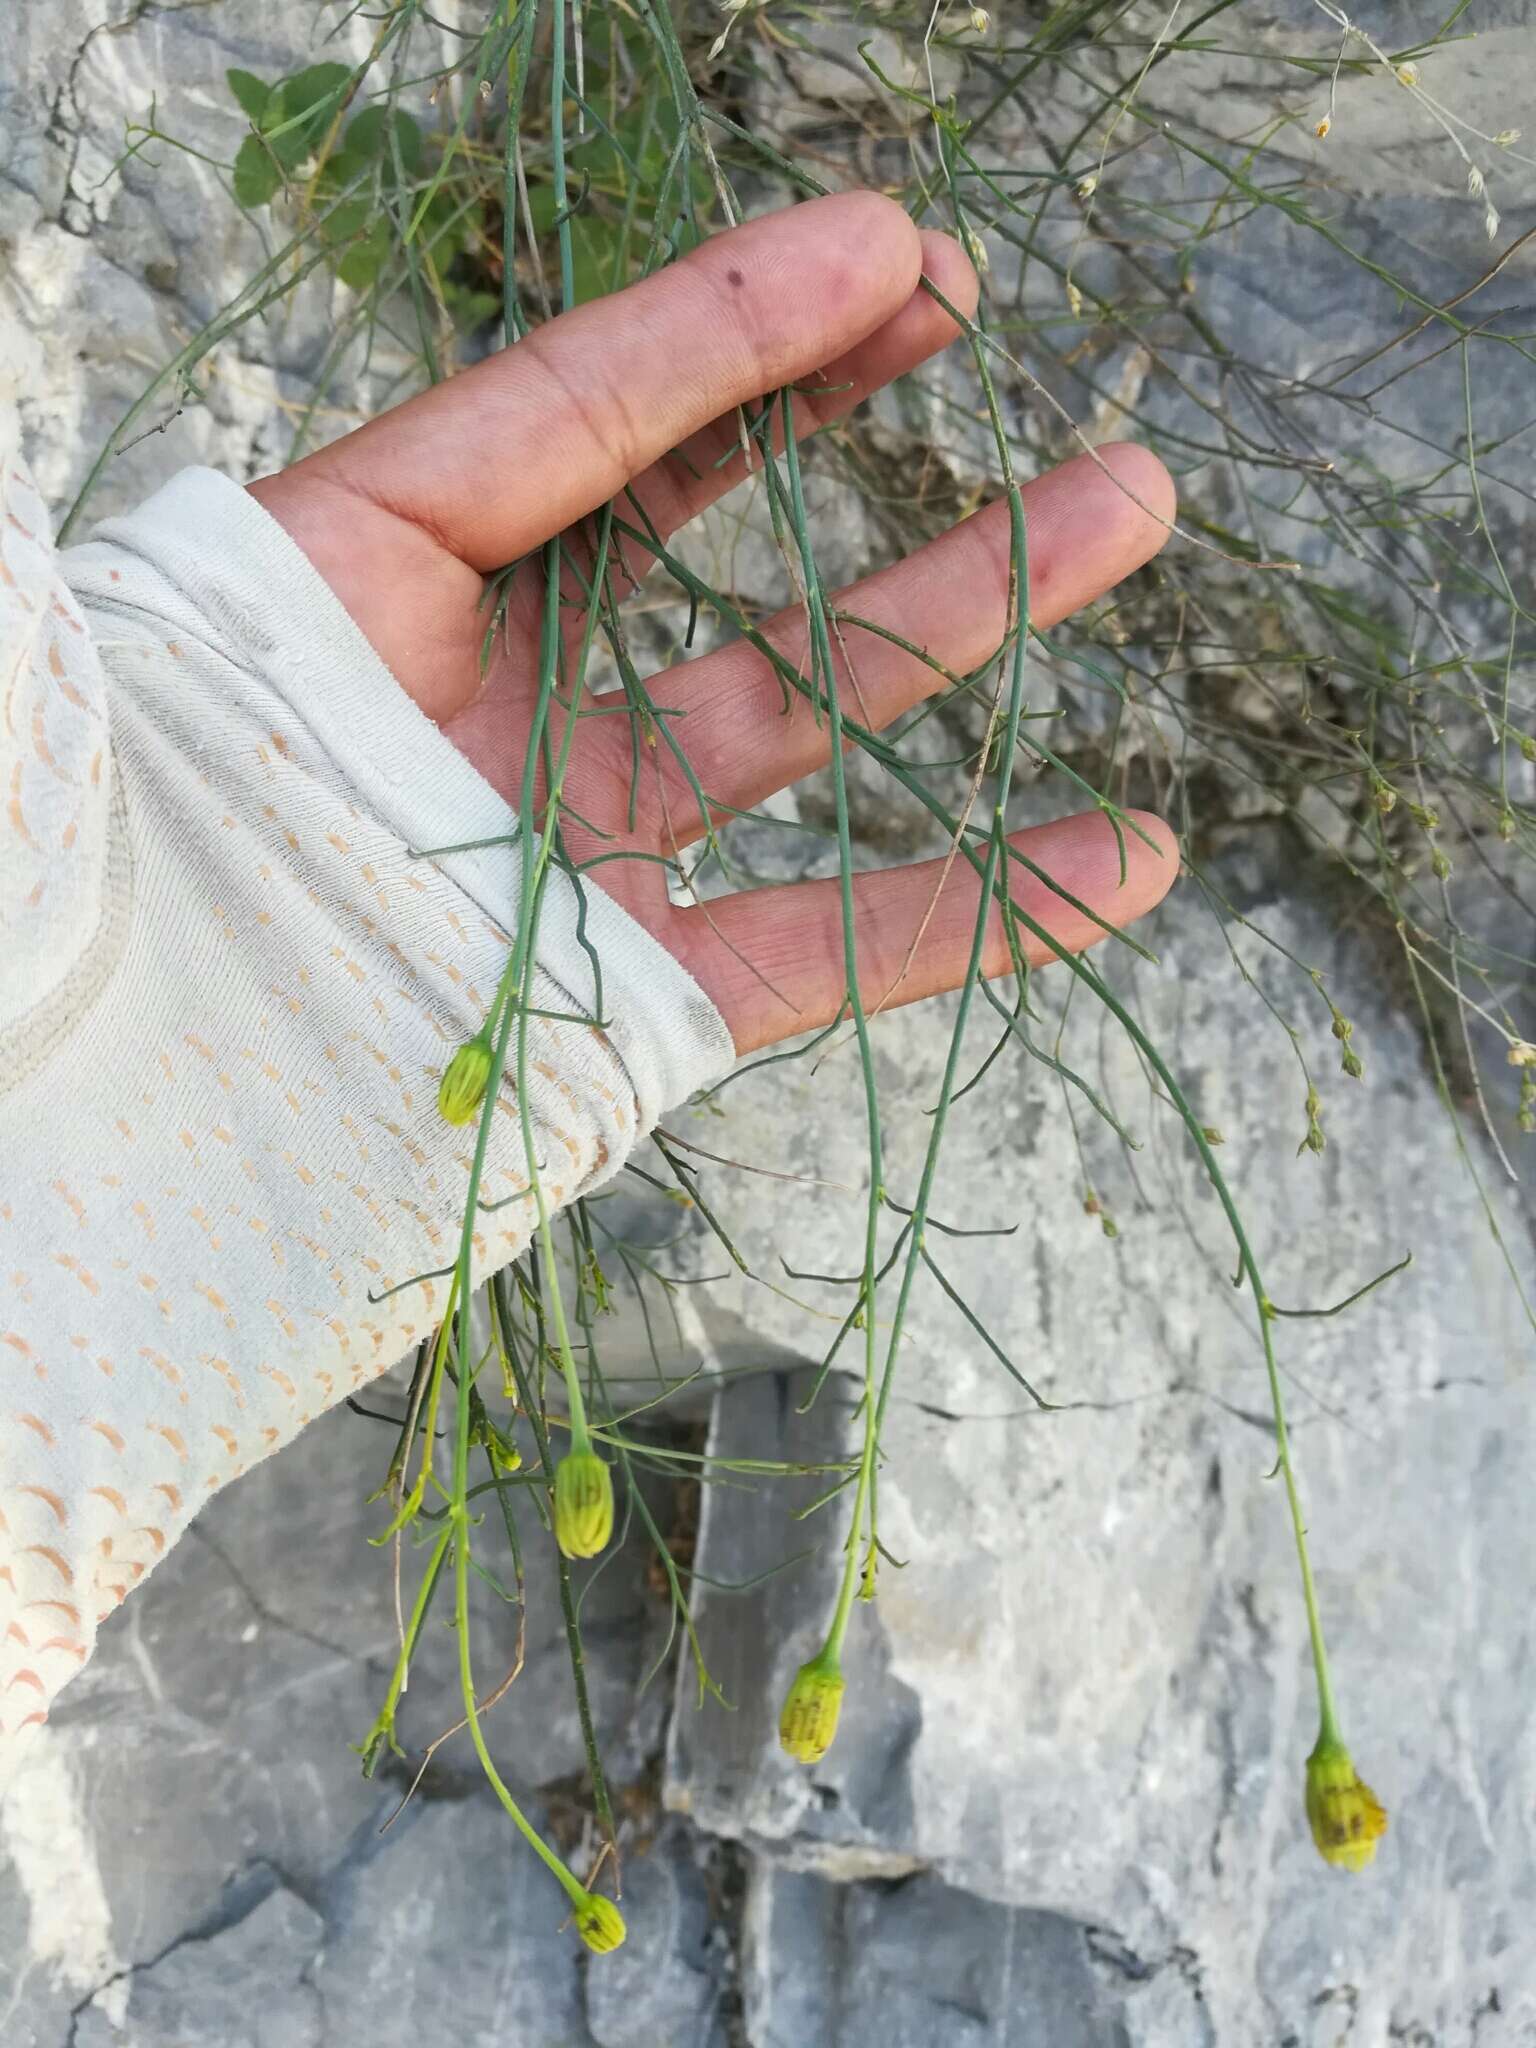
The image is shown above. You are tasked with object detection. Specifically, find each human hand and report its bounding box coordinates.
[250,191,1179,1052]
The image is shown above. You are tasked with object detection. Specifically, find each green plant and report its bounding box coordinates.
[80,0,1536,1948]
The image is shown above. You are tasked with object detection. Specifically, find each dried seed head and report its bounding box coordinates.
[574,1892,627,1954]
[1374,782,1397,815]
[1065,280,1084,318]
[779,1652,845,1764]
[1305,1736,1388,1871]
[438,1035,493,1126]
[554,1452,614,1559]
[1494,129,1520,147]
[962,225,990,273]
[1201,1125,1225,1146]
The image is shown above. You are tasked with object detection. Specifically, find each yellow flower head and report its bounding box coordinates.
[574,1891,626,1954]
[778,1651,845,1764]
[437,1035,493,1127]
[554,1451,614,1559]
[1305,1736,1388,1871]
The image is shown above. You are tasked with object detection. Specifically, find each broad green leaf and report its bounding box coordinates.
[318,196,372,249]
[262,62,351,168]
[232,134,281,210]
[225,68,272,125]
[279,62,352,121]
[443,286,501,331]
[335,218,392,291]
[344,105,424,175]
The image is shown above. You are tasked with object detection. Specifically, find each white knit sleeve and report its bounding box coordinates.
[0,459,735,1779]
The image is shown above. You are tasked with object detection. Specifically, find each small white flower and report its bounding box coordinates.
[970,6,992,31]
[1494,128,1520,147]
[1395,63,1419,87]
[1485,201,1501,240]
[961,225,990,273]
[707,0,752,59]
[1065,280,1084,318]
[1467,164,1485,197]
[1077,172,1098,198]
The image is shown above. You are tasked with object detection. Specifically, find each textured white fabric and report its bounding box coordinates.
[0,442,735,1778]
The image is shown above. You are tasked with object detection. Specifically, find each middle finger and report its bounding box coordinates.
[600,441,1177,851]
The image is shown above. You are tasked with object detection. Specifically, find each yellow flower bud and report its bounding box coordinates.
[554,1451,614,1559]
[573,1891,626,1954]
[1305,1736,1388,1871]
[778,1651,845,1764]
[1507,1040,1536,1068]
[438,1034,493,1126]
[1314,115,1331,139]
[970,6,992,31]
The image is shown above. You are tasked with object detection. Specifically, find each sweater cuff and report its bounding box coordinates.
[63,466,737,1126]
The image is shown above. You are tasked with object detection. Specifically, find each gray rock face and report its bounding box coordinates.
[73,1885,326,2048]
[662,855,1536,2046]
[4,3,1535,2046]
[742,1861,1165,2047]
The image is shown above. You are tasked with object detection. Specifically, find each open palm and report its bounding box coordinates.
[250,192,1178,1053]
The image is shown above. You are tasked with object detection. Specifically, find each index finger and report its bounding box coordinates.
[270,192,927,573]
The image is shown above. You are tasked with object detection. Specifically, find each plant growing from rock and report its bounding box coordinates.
[79,0,1536,1951]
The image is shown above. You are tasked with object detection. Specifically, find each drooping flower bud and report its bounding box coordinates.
[438,1034,493,1126]
[488,1427,522,1474]
[1305,1735,1388,1871]
[574,1891,627,1954]
[778,1650,845,1764]
[554,1451,614,1559]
